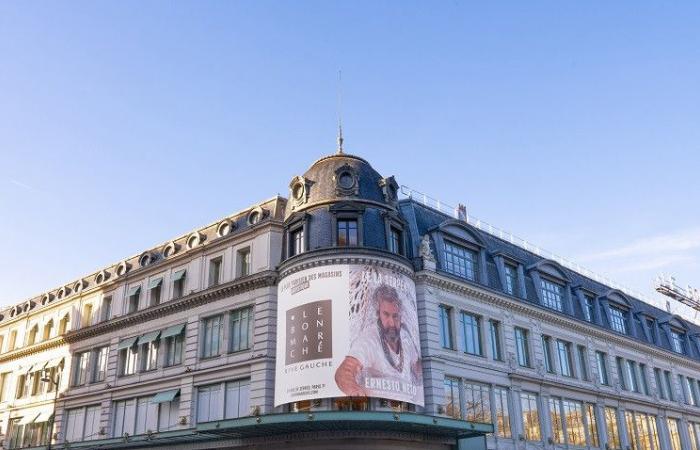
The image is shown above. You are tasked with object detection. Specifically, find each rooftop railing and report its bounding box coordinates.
[399,185,696,320]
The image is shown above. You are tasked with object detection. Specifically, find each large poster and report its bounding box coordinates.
[274,264,423,407]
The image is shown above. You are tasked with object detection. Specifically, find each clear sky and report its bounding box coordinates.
[1,1,699,312]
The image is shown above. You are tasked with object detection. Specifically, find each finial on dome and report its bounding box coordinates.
[337,121,344,154]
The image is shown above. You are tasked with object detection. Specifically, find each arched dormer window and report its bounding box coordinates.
[58,313,71,335]
[599,290,634,337]
[430,220,487,284]
[43,319,54,341]
[659,315,691,355]
[527,260,572,314]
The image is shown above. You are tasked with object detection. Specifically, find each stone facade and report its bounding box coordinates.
[0,152,698,450]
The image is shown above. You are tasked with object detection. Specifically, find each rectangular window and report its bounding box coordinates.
[388,227,402,255]
[460,312,482,356]
[91,346,108,382]
[72,351,90,386]
[9,418,23,449]
[230,306,254,352]
[628,411,660,450]
[64,407,86,442]
[549,397,565,444]
[197,383,222,422]
[149,278,162,306]
[118,340,138,377]
[542,335,555,373]
[541,279,564,311]
[665,370,675,401]
[616,357,627,390]
[605,407,621,450]
[439,305,453,349]
[686,377,699,406]
[655,368,666,399]
[112,398,136,437]
[15,374,26,398]
[81,304,93,328]
[337,219,358,246]
[172,270,186,299]
[586,403,600,447]
[577,345,589,381]
[493,387,512,438]
[135,397,158,435]
[671,330,686,354]
[584,295,595,322]
[443,241,478,281]
[627,360,640,393]
[101,296,112,322]
[202,314,223,358]
[646,319,657,343]
[668,418,682,450]
[140,340,159,372]
[290,228,304,256]
[688,422,700,450]
[489,320,502,361]
[504,264,518,295]
[520,391,541,441]
[443,376,461,419]
[639,363,650,395]
[0,372,8,402]
[224,379,251,419]
[625,411,638,450]
[127,287,141,314]
[208,257,222,287]
[515,327,530,367]
[609,306,628,334]
[164,325,185,367]
[237,248,251,277]
[563,399,586,446]
[596,351,609,385]
[557,340,574,377]
[463,382,491,423]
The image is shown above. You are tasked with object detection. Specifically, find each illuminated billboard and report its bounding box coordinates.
[274,264,423,407]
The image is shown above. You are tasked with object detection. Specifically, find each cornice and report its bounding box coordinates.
[278,247,414,279]
[0,221,285,329]
[416,270,700,372]
[0,271,278,362]
[291,198,397,215]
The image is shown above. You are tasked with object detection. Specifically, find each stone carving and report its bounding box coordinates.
[420,235,435,261]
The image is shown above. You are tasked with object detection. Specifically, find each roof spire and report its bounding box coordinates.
[336,69,344,154]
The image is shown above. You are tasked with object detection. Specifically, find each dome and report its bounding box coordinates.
[285,153,399,218]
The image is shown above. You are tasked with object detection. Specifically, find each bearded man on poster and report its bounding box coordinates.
[335,285,422,403]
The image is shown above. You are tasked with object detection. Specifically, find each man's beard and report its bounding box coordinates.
[378,320,401,343]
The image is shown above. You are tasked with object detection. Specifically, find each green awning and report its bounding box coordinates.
[35,411,53,423]
[117,336,139,350]
[172,269,186,281]
[161,323,186,338]
[20,413,39,425]
[152,389,180,404]
[44,357,64,369]
[148,278,163,289]
[127,286,141,297]
[139,330,161,344]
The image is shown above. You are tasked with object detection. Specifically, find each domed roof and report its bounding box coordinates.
[285,152,398,217]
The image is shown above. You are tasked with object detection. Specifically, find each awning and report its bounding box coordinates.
[24,364,34,374]
[172,269,186,281]
[35,411,53,423]
[127,286,141,297]
[161,323,186,338]
[20,413,39,425]
[117,336,139,350]
[139,330,161,344]
[148,278,163,289]
[44,357,64,369]
[152,389,180,404]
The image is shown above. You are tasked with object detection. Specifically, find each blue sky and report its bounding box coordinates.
[1,1,699,310]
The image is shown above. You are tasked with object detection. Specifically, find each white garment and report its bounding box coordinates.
[347,323,423,404]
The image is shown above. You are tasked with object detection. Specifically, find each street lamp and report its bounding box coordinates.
[41,369,60,450]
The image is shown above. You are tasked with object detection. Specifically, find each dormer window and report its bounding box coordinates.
[540,279,564,312]
[337,219,358,246]
[504,264,518,295]
[388,227,403,255]
[444,241,478,281]
[583,295,595,322]
[290,227,305,257]
[670,329,686,354]
[609,305,628,334]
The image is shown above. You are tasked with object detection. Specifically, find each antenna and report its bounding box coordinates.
[337,69,344,154]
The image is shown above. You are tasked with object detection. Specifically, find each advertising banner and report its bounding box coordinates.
[274,264,423,407]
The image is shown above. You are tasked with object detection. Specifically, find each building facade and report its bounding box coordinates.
[1,151,700,450]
